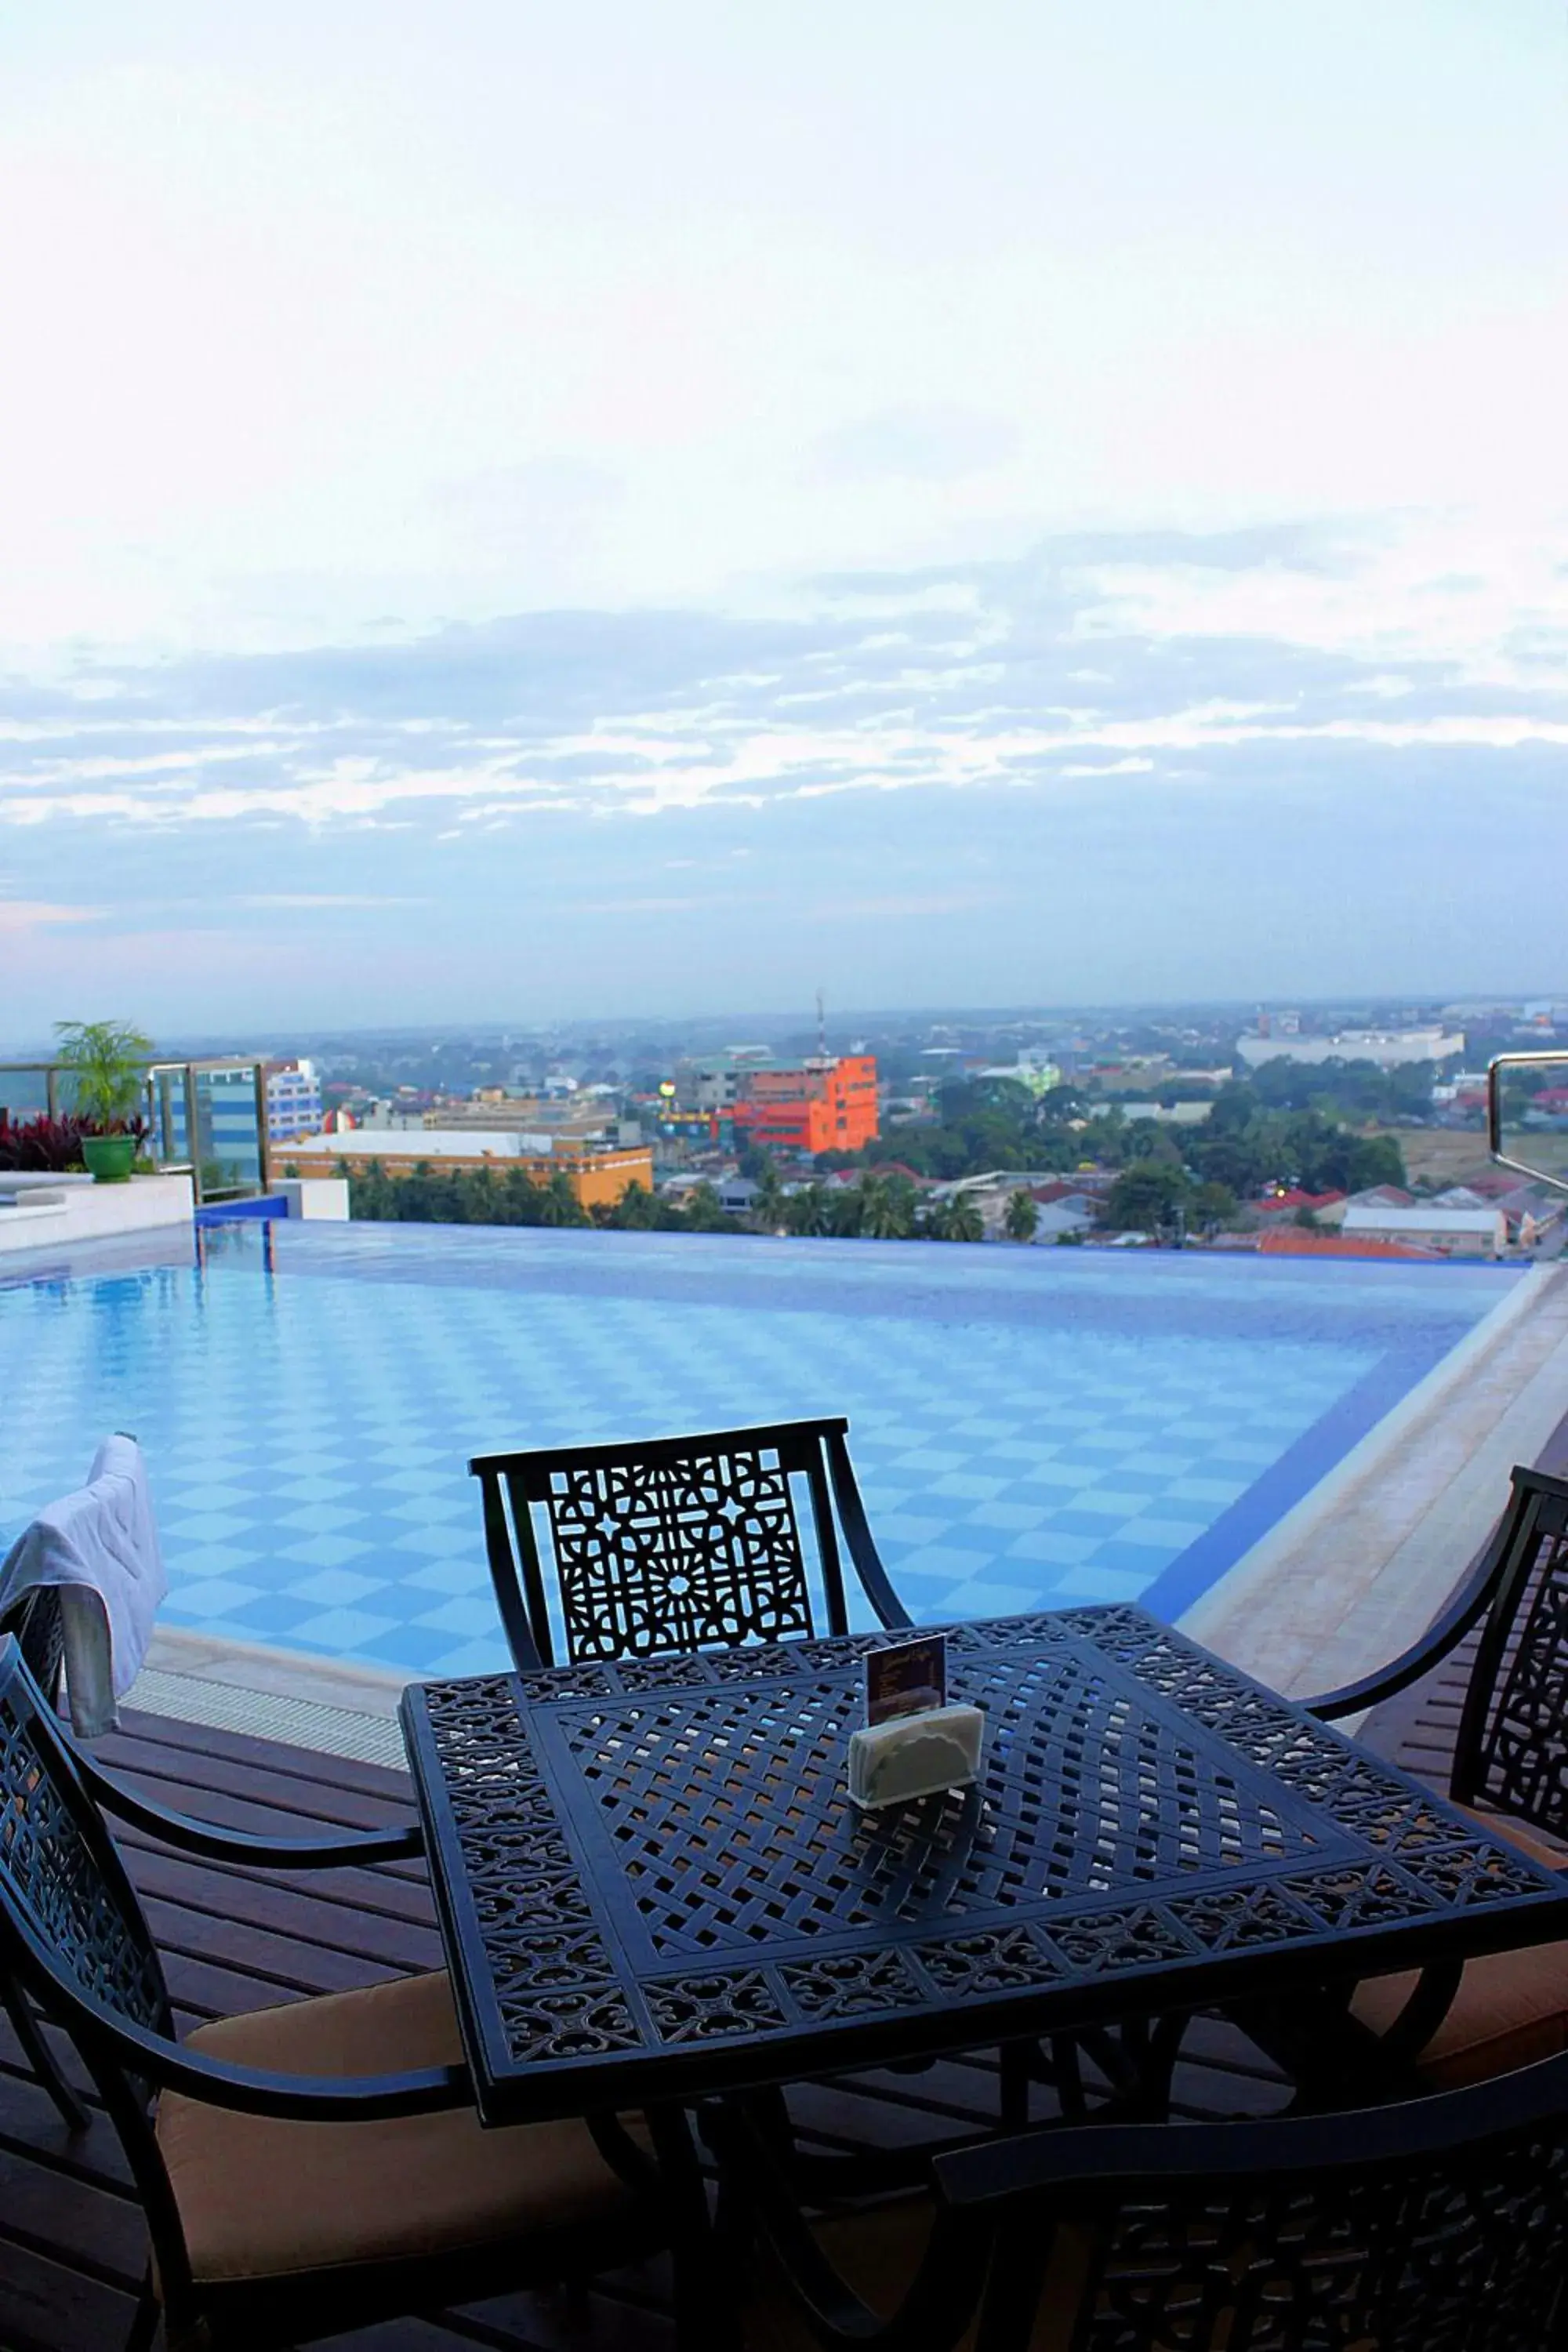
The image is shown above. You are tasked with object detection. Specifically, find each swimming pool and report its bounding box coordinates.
[0,1222,1519,1679]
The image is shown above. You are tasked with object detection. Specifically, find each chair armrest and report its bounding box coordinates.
[74,1752,423,1869]
[932,2055,1568,2212]
[117,2013,470,2121]
[825,1431,913,1631]
[1300,1541,1504,1720]
[0,1910,470,2122]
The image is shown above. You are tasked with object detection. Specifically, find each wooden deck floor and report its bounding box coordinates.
[0,1703,1326,2352]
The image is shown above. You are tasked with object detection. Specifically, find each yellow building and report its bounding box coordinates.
[283,1133,653,1211]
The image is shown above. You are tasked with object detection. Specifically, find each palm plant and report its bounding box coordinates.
[53,1019,153,1127]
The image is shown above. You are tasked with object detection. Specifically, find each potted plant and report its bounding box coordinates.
[53,1020,154,1182]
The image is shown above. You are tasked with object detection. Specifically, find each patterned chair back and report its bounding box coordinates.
[0,1637,172,2045]
[986,2103,1568,2352]
[1451,1465,1568,1840]
[0,1584,65,1709]
[472,1420,864,1668]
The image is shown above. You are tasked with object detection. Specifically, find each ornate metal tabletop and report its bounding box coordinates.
[401,1606,1568,2125]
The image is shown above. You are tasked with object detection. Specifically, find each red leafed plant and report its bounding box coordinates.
[0,1112,149,1174]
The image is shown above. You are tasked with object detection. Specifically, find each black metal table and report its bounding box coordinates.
[400,1605,1568,2127]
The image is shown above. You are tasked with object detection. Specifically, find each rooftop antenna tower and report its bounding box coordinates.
[816,989,826,1056]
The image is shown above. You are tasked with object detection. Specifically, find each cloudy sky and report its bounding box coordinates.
[2,2,1566,1040]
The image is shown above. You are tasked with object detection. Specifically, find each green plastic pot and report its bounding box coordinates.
[81,1134,136,1183]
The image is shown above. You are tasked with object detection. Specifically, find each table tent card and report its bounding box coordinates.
[850,1632,984,1808]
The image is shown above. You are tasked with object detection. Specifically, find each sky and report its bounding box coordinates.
[2,2,1566,1041]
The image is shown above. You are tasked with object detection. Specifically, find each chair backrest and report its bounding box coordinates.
[470,1419,863,1668]
[1450,1463,1568,1836]
[0,1636,172,2044]
[0,1584,65,1709]
[932,2053,1568,2352]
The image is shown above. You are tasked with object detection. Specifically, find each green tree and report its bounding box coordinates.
[1192,1180,1239,1237]
[925,1194,984,1243]
[1004,1189,1039,1243]
[785,1183,832,1237]
[1104,1163,1189,1236]
[751,1159,786,1230]
[539,1170,590,1227]
[859,1174,918,1240]
[682,1180,735,1232]
[1037,1084,1090,1123]
[827,1185,866,1239]
[946,1196,984,1243]
[607,1179,660,1229]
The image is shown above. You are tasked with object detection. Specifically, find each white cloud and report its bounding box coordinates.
[0,899,104,931]
[2,514,1563,837]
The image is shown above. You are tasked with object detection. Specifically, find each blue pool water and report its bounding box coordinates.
[0,1222,1519,1677]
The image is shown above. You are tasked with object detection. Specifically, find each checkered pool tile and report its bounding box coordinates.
[0,1225,1518,1677]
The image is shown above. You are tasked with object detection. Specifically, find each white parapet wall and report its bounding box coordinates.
[0,1171,194,1255]
[275,1177,350,1221]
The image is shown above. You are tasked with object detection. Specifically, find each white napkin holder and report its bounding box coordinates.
[847,1704,984,1809]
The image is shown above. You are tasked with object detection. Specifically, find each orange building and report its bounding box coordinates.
[731,1055,878,1156]
[283,1138,653,1211]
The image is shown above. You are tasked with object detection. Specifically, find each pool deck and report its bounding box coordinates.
[1185,1260,1568,1698]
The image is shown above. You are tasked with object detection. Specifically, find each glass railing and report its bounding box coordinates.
[1488,1053,1568,1195]
[0,1057,278,1205]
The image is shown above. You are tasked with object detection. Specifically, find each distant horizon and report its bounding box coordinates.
[5,990,1563,1066]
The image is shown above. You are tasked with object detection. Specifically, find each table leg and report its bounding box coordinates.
[648,2101,739,2352]
[1225,1967,1461,2110]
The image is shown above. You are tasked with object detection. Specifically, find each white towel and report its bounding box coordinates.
[0,1435,167,1738]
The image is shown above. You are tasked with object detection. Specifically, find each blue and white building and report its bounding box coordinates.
[265,1060,324,1142]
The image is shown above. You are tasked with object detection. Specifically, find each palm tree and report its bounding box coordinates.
[785,1183,831,1238]
[926,1193,983,1243]
[752,1160,786,1231]
[828,1185,866,1239]
[862,1174,917,1240]
[1004,1189,1039,1243]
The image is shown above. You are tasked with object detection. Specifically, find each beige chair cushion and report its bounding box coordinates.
[1352,1808,1568,2089]
[157,1969,641,2285]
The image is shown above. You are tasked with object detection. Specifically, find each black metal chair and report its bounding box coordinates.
[0,1581,65,1708]
[707,2050,1568,2352]
[1305,1462,1568,1837]
[0,1636,670,2352]
[470,1416,913,1671]
[0,1583,85,2127]
[1294,1464,1568,2091]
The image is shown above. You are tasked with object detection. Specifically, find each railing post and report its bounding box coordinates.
[254,1062,272,1195]
[183,1065,202,1205]
[46,1065,58,1120]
